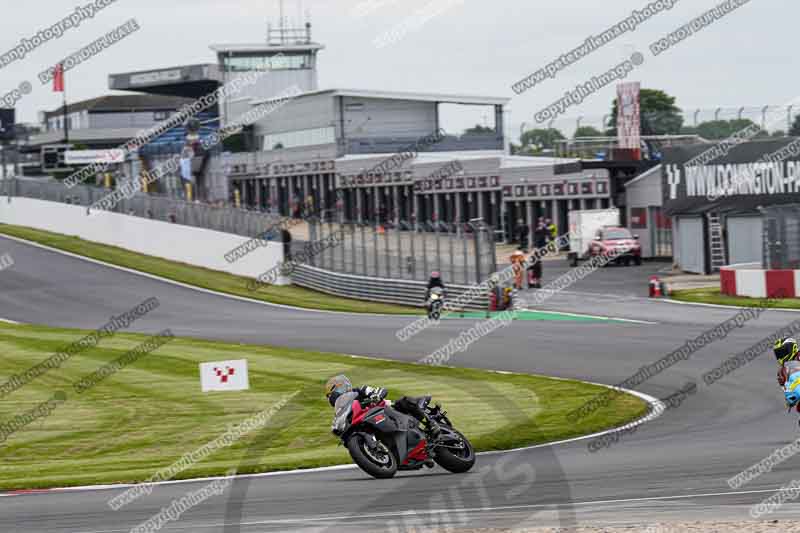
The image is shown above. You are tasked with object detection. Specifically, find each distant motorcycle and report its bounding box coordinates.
[331,391,475,479]
[427,287,445,320]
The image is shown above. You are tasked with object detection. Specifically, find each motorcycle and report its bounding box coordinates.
[331,390,476,479]
[427,287,445,320]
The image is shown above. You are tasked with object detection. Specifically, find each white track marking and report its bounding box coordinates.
[68,486,795,533]
[0,384,663,497]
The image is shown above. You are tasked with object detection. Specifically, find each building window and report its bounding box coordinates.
[154,111,169,121]
[224,53,311,72]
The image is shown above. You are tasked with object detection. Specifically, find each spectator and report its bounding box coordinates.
[546,218,557,243]
[281,228,292,261]
[530,222,549,288]
[510,249,526,290]
[515,218,529,250]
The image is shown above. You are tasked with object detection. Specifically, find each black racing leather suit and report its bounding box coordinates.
[354,385,436,431]
[425,277,445,301]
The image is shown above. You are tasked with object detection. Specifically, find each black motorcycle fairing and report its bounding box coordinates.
[382,406,426,463]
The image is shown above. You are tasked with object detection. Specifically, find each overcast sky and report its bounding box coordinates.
[1,0,794,139]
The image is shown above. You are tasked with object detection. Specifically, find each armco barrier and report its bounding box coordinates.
[292,264,490,310]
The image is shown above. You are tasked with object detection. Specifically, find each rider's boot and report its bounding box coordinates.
[414,396,441,438]
[426,416,442,438]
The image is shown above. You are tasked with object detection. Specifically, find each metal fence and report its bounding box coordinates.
[764,204,800,269]
[0,177,281,240]
[306,218,497,285]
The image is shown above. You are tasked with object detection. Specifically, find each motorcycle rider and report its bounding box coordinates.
[325,375,441,436]
[425,270,447,312]
[775,338,800,414]
[425,271,445,300]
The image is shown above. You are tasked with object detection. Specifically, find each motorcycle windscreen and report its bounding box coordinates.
[332,391,358,433]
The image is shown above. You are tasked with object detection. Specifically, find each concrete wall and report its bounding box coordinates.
[223,69,318,128]
[90,111,164,130]
[341,97,438,139]
[252,92,335,138]
[0,198,288,284]
[625,166,663,258]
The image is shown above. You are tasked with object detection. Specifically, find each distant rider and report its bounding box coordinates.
[425,271,446,301]
[325,375,441,436]
[775,337,800,411]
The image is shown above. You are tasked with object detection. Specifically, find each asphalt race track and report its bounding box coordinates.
[2,234,800,532]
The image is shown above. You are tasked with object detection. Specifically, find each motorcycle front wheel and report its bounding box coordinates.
[434,429,476,473]
[346,432,398,479]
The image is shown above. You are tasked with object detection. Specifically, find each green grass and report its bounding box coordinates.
[0,323,648,490]
[671,287,800,309]
[0,224,420,315]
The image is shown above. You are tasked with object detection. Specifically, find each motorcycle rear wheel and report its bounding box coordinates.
[346,432,398,479]
[434,430,476,473]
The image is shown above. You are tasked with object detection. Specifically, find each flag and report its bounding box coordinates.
[53,63,64,92]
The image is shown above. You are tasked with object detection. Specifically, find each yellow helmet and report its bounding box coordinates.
[325,374,352,406]
[775,338,799,365]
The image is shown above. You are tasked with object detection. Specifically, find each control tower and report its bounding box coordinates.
[210,18,324,128]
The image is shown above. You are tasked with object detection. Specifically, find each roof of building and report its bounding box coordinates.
[336,152,589,174]
[337,151,504,164]
[209,43,325,53]
[108,63,217,80]
[45,94,198,118]
[501,155,579,168]
[624,163,662,188]
[26,127,146,147]
[251,88,509,107]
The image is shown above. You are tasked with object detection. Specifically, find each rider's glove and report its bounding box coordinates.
[363,386,387,403]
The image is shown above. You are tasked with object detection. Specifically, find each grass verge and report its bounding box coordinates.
[671,287,800,309]
[0,323,648,489]
[0,224,420,315]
